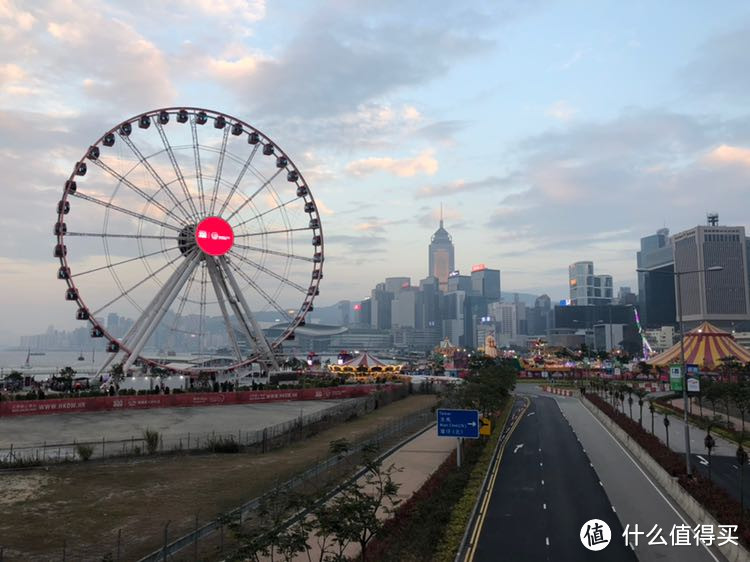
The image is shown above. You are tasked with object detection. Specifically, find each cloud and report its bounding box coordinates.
[198,2,507,119]
[325,234,387,253]
[681,22,750,102]
[416,174,518,198]
[483,108,750,278]
[417,206,464,229]
[1,1,175,112]
[704,144,750,167]
[546,100,577,122]
[346,149,438,177]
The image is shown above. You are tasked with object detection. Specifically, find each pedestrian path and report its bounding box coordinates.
[278,424,456,562]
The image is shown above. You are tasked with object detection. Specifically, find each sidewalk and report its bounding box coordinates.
[668,397,749,437]
[282,425,455,561]
[612,394,738,457]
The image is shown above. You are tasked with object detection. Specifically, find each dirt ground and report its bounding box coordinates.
[0,394,437,561]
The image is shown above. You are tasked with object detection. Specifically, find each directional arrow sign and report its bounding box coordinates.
[437,409,480,439]
[697,455,709,466]
[513,444,524,454]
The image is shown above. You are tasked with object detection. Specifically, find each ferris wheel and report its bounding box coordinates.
[54,107,324,375]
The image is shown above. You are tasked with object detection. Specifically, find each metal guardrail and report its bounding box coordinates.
[138,407,435,561]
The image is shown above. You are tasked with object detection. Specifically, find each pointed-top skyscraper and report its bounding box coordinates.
[428,204,455,291]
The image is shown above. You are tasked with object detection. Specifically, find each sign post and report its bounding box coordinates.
[437,408,480,468]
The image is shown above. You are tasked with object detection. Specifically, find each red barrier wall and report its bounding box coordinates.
[0,384,395,417]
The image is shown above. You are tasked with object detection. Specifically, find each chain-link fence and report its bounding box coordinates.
[0,386,413,467]
[0,399,436,561]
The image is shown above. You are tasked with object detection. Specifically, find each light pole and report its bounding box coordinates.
[637,265,723,477]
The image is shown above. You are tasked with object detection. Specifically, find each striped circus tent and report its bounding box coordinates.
[328,352,403,375]
[648,322,750,369]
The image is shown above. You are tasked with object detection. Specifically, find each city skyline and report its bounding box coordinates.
[2,1,750,339]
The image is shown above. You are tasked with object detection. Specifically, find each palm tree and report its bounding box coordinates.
[649,400,656,434]
[626,385,634,420]
[732,384,750,440]
[635,388,647,427]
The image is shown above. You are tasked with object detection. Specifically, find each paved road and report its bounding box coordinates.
[611,392,750,508]
[473,394,635,561]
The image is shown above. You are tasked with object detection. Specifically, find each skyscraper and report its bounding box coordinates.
[568,261,613,305]
[673,222,750,327]
[428,207,455,292]
[637,228,675,328]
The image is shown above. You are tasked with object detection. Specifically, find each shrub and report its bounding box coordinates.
[207,436,240,453]
[76,443,94,461]
[143,428,160,455]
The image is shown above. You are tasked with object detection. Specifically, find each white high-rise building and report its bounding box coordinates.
[569,261,613,305]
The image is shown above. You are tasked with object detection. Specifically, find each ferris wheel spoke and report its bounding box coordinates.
[72,192,182,232]
[91,250,192,317]
[209,126,230,217]
[217,143,260,217]
[232,243,315,263]
[72,246,179,278]
[66,231,176,241]
[89,158,187,227]
[190,118,207,217]
[118,132,194,223]
[206,257,244,361]
[219,255,280,369]
[232,196,299,230]
[224,259,293,322]
[226,168,283,221]
[227,250,307,293]
[155,121,201,220]
[234,226,313,238]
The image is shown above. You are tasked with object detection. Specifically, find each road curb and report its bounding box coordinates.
[581,396,750,562]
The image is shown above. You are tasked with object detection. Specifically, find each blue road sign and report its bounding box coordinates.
[437,408,480,439]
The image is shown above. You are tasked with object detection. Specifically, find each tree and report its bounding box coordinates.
[305,440,402,562]
[635,388,647,427]
[231,486,312,562]
[450,362,516,417]
[732,384,750,440]
[109,363,124,386]
[59,366,76,391]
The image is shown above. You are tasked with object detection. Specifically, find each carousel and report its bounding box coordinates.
[647,322,750,370]
[327,352,404,381]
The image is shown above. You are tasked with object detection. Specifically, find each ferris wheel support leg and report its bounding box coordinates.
[120,267,179,350]
[123,253,201,374]
[213,264,263,363]
[206,257,243,362]
[219,256,280,371]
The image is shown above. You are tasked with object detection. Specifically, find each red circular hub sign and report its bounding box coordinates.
[195,217,234,256]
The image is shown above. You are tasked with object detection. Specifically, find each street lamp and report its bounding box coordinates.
[637,265,723,477]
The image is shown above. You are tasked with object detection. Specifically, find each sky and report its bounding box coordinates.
[2,0,750,341]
